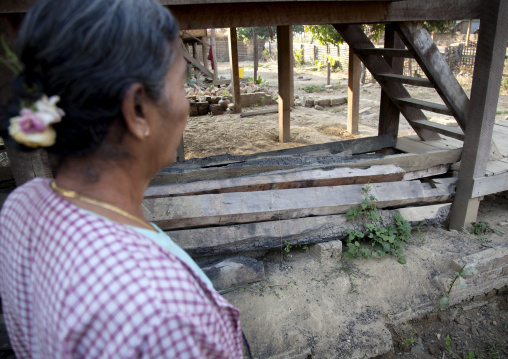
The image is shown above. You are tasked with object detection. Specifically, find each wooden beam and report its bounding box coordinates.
[143,179,455,230]
[201,36,208,71]
[145,165,405,198]
[182,49,213,78]
[347,48,360,135]
[277,25,291,142]
[353,48,414,58]
[408,119,464,140]
[449,0,508,229]
[152,147,461,185]
[168,0,483,30]
[167,204,451,257]
[378,23,404,138]
[396,98,452,116]
[376,73,433,87]
[396,22,469,131]
[240,108,279,117]
[471,171,508,198]
[228,27,242,112]
[211,28,219,83]
[334,24,440,141]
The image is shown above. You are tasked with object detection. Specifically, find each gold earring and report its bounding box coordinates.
[144,129,150,138]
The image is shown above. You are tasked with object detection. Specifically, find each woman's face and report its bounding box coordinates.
[147,53,189,171]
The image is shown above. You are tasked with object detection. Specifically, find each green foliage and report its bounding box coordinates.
[423,20,456,34]
[305,24,384,46]
[302,84,325,93]
[439,264,478,311]
[343,185,411,263]
[404,333,415,347]
[237,27,274,42]
[305,24,343,46]
[444,335,476,359]
[294,48,304,66]
[248,76,269,87]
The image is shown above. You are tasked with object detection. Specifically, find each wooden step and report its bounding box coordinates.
[396,98,453,116]
[408,119,465,141]
[353,48,414,58]
[375,73,434,88]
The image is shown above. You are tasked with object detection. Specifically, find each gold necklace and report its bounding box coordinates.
[51,181,156,232]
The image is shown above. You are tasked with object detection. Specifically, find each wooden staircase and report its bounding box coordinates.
[333,22,469,141]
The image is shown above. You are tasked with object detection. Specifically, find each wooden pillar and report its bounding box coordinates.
[211,29,218,83]
[201,36,208,71]
[253,29,258,83]
[277,25,291,142]
[289,26,294,104]
[347,48,360,134]
[466,20,473,47]
[378,24,404,138]
[449,0,508,230]
[176,135,185,162]
[228,27,241,112]
[192,41,198,60]
[0,14,53,186]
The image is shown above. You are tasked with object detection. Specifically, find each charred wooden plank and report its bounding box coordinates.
[167,203,452,256]
[145,164,405,198]
[143,179,456,230]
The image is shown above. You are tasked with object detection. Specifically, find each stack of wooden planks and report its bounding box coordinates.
[143,134,462,257]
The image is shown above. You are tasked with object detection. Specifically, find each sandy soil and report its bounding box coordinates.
[183,61,508,358]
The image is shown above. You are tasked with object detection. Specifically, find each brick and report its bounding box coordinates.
[210,96,220,104]
[317,99,330,107]
[209,104,223,116]
[470,267,502,286]
[309,240,342,265]
[330,97,347,106]
[196,102,209,116]
[304,97,315,107]
[450,246,508,274]
[202,256,265,290]
[189,104,198,116]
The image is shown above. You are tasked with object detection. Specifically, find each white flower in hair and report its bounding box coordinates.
[8,95,65,148]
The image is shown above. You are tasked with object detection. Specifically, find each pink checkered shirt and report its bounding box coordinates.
[0,178,243,358]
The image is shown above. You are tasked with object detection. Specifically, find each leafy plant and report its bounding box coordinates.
[302,84,325,93]
[439,264,478,311]
[343,185,412,264]
[294,48,304,66]
[444,335,475,359]
[403,333,415,347]
[222,87,231,97]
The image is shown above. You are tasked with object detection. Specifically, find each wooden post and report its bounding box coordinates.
[253,29,258,83]
[466,20,473,47]
[211,29,219,83]
[176,135,185,162]
[326,45,331,85]
[449,0,508,230]
[192,41,198,60]
[228,27,241,112]
[378,23,404,138]
[289,26,294,104]
[0,14,53,186]
[277,25,291,142]
[201,35,208,71]
[347,48,360,134]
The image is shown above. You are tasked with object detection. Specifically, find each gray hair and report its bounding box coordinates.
[8,0,179,156]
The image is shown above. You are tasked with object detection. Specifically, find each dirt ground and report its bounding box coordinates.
[1,61,508,358]
[183,61,508,358]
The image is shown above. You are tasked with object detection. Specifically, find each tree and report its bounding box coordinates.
[237,25,305,42]
[305,24,385,46]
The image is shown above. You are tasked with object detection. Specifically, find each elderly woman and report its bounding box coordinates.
[0,0,247,358]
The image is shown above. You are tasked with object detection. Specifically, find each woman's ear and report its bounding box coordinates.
[121,83,151,141]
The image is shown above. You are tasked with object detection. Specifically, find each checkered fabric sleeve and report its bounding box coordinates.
[0,178,243,358]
